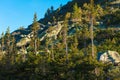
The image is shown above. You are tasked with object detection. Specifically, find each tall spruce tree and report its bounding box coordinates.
[83,0,104,78]
[71,3,82,24]
[4,27,11,69]
[31,13,40,54]
[11,36,16,63]
[1,32,4,54]
[83,0,103,58]
[5,27,11,56]
[63,12,70,63]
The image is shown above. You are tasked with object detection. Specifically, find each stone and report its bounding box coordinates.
[16,37,31,47]
[99,50,120,63]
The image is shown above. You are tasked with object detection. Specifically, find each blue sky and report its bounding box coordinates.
[0,0,71,34]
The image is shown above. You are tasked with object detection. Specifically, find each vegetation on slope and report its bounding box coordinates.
[0,0,120,80]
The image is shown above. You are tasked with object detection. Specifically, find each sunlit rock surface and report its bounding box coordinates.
[99,50,120,63]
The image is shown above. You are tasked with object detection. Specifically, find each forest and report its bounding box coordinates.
[0,0,120,80]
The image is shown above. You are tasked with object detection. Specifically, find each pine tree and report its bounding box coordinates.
[5,27,11,55]
[71,3,82,24]
[83,1,104,78]
[11,36,17,64]
[52,16,56,24]
[1,32,4,54]
[50,6,54,13]
[31,13,40,54]
[82,24,90,55]
[83,0,103,58]
[63,12,70,63]
[89,0,95,58]
[46,8,50,17]
[4,27,11,69]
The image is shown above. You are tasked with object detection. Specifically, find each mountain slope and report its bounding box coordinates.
[11,0,120,48]
[0,1,120,80]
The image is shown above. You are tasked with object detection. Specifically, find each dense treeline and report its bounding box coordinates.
[0,0,120,80]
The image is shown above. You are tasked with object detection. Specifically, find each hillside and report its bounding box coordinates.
[0,0,120,80]
[11,0,120,47]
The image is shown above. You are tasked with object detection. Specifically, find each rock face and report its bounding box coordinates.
[16,21,63,46]
[46,22,63,38]
[16,37,31,47]
[99,50,120,63]
[40,21,63,41]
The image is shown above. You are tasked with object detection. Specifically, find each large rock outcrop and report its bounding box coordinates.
[40,21,63,41]
[99,50,120,63]
[16,37,31,47]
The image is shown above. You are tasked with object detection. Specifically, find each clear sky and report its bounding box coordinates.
[0,0,71,34]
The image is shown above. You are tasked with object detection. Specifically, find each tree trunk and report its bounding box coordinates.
[1,43,4,55]
[90,17,94,58]
[64,29,68,63]
[66,42,68,63]
[51,42,54,60]
[84,36,87,56]
[34,39,37,54]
